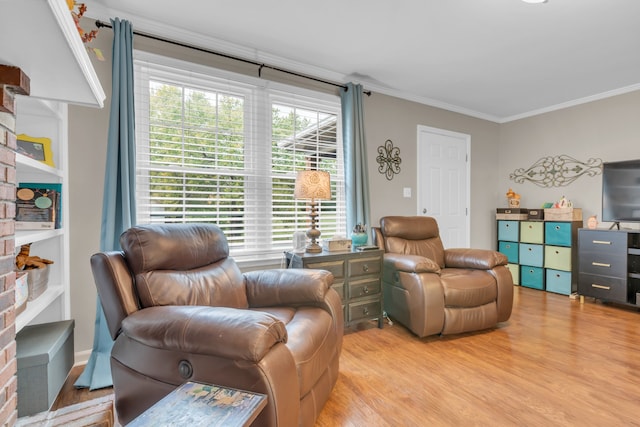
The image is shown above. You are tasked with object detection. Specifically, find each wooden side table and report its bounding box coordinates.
[286,249,384,329]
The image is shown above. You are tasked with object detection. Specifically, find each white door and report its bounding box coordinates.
[417,125,470,248]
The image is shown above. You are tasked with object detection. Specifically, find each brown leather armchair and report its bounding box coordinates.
[372,216,513,337]
[91,223,343,426]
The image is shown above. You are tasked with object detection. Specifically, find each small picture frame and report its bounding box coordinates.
[16,134,55,167]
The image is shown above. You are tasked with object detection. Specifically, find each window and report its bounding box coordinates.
[134,53,346,261]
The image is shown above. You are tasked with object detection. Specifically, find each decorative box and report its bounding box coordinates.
[15,271,28,314]
[527,209,544,220]
[496,208,529,220]
[16,320,75,417]
[322,238,352,252]
[27,266,49,301]
[543,207,582,221]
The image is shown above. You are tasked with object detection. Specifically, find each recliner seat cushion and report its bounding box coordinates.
[440,268,498,307]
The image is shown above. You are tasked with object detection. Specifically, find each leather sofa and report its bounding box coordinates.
[372,216,513,337]
[91,223,343,426]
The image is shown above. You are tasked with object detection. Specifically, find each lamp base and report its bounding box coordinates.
[305,242,323,253]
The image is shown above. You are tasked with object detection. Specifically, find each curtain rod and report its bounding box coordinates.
[95,20,371,96]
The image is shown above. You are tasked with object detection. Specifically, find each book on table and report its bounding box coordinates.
[127,381,267,427]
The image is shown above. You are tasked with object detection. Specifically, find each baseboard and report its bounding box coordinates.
[74,349,92,366]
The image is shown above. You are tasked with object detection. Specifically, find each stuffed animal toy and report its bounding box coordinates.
[15,244,54,270]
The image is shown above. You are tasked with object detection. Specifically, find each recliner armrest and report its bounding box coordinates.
[121,305,287,362]
[244,268,334,307]
[444,248,508,270]
[384,253,441,273]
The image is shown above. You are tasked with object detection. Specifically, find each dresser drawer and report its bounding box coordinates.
[520,266,544,290]
[498,220,519,242]
[519,243,543,267]
[348,277,381,299]
[305,259,345,279]
[578,230,628,254]
[520,221,544,244]
[348,299,382,322]
[578,273,627,303]
[348,256,381,278]
[544,245,572,271]
[498,241,519,263]
[578,251,627,278]
[545,269,572,295]
[545,222,574,247]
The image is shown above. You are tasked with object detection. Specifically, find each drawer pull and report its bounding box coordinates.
[555,225,560,230]
[363,307,369,315]
[591,262,611,268]
[362,286,370,294]
[362,264,369,272]
[591,284,611,290]
[592,240,612,245]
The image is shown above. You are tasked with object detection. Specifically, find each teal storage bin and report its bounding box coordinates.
[498,220,519,242]
[546,269,572,295]
[16,320,75,417]
[520,265,544,290]
[519,243,543,267]
[545,222,573,246]
[498,241,519,263]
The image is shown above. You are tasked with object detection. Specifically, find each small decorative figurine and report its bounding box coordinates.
[505,188,521,208]
[587,215,598,229]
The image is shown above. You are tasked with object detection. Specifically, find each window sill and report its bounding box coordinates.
[234,252,289,272]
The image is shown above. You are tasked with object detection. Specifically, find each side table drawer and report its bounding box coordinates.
[348,277,381,299]
[578,273,627,303]
[305,260,345,279]
[348,299,382,323]
[332,281,344,300]
[348,256,381,277]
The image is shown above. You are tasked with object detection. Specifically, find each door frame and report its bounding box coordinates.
[416,125,471,247]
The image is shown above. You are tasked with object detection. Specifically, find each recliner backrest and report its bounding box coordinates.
[120,223,249,309]
[380,216,446,268]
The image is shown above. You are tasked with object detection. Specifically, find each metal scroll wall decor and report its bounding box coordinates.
[376,139,401,180]
[509,155,603,188]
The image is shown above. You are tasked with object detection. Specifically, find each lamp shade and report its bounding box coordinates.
[294,170,331,200]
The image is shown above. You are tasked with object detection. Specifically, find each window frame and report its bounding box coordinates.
[133,51,346,264]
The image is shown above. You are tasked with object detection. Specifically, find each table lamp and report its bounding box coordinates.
[294,170,331,253]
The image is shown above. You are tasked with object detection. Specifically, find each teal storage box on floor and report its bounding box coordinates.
[521,265,544,290]
[16,319,75,417]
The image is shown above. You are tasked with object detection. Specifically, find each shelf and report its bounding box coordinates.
[16,153,63,178]
[0,0,105,107]
[15,229,64,247]
[15,284,64,332]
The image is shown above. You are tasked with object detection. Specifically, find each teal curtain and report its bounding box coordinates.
[75,18,136,390]
[341,83,371,234]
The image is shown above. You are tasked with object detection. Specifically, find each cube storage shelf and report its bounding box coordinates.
[497,214,582,295]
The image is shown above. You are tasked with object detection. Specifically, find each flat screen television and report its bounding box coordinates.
[602,159,640,225]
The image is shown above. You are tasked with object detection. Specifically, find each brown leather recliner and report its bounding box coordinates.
[91,223,343,426]
[372,216,513,337]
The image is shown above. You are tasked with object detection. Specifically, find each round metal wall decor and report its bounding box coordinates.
[377,139,401,180]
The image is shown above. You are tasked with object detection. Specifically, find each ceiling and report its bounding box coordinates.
[86,0,640,123]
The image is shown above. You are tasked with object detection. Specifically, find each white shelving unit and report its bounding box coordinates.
[2,0,105,332]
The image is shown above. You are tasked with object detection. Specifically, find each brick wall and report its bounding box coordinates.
[0,65,29,427]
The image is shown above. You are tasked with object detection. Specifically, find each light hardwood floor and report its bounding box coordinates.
[316,286,640,426]
[60,286,640,426]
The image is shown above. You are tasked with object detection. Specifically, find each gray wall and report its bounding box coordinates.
[67,22,640,356]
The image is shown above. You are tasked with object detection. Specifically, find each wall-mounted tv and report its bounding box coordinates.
[602,159,640,225]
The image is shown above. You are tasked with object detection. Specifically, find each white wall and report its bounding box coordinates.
[498,91,640,229]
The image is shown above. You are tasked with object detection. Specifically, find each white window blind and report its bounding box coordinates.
[134,53,346,260]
